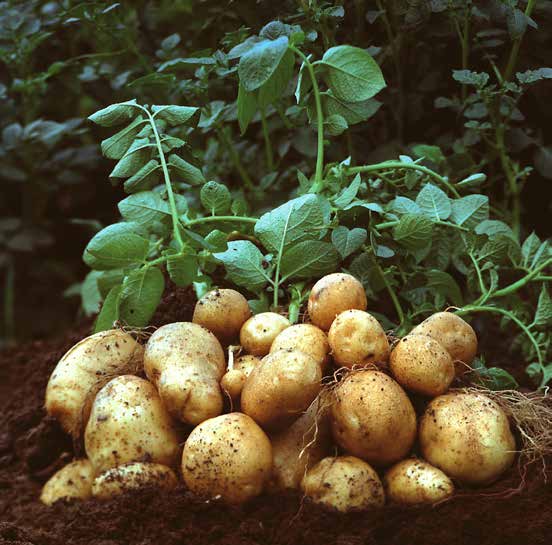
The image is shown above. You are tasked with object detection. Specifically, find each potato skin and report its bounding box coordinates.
[220,355,261,399]
[270,324,330,370]
[308,273,367,331]
[419,393,516,486]
[390,335,455,397]
[328,310,390,368]
[241,350,322,430]
[240,312,290,356]
[301,456,384,512]
[84,375,180,475]
[45,329,144,438]
[384,458,454,505]
[331,370,417,466]
[193,288,251,344]
[181,413,272,504]
[40,459,94,505]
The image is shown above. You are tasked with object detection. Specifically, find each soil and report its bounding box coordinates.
[1,286,551,545]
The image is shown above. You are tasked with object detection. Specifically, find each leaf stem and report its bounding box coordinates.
[260,105,274,170]
[375,219,468,232]
[487,258,552,300]
[273,207,294,308]
[371,254,404,325]
[183,215,258,227]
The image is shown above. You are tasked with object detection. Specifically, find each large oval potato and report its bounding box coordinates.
[308,273,367,331]
[270,324,330,370]
[220,355,261,400]
[45,329,144,438]
[240,312,290,356]
[181,413,272,504]
[40,459,94,505]
[331,370,417,466]
[419,392,516,486]
[85,375,180,475]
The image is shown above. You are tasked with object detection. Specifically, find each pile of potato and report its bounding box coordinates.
[41,273,517,512]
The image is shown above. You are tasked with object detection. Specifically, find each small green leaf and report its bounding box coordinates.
[412,144,445,165]
[88,100,139,127]
[94,285,122,333]
[331,226,367,259]
[451,195,489,229]
[81,271,102,316]
[475,220,516,240]
[324,114,348,136]
[390,196,420,215]
[97,270,125,299]
[535,286,552,328]
[521,233,549,269]
[472,358,519,390]
[118,192,170,226]
[109,138,152,178]
[458,173,487,187]
[295,56,312,104]
[416,184,451,221]
[321,92,382,124]
[258,49,295,108]
[200,181,232,214]
[100,116,146,160]
[123,159,161,193]
[151,105,199,127]
[119,267,165,327]
[237,82,257,134]
[280,241,340,280]
[168,154,205,185]
[393,214,434,251]
[167,253,199,287]
[333,173,361,208]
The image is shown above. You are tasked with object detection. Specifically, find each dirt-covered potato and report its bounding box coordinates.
[419,392,516,486]
[144,322,226,425]
[241,350,322,430]
[389,335,455,397]
[92,462,178,499]
[40,459,94,505]
[240,312,290,356]
[192,288,251,344]
[45,329,144,438]
[85,375,180,475]
[270,324,330,370]
[328,310,390,368]
[181,413,272,504]
[331,370,417,466]
[308,273,367,331]
[384,458,454,505]
[220,355,261,400]
[301,456,384,512]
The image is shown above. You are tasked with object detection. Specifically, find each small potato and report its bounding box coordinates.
[85,375,180,475]
[419,392,516,486]
[390,335,455,397]
[240,312,290,356]
[331,370,416,466]
[40,459,94,505]
[92,462,178,499]
[181,413,272,504]
[328,310,390,368]
[221,355,261,399]
[270,324,330,370]
[45,329,144,438]
[308,273,367,331]
[301,456,384,512]
[384,458,454,505]
[193,288,251,344]
[241,350,322,430]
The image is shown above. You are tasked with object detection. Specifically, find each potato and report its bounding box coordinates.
[270,324,330,370]
[240,312,290,356]
[331,370,416,466]
[181,413,272,504]
[220,355,261,399]
[193,288,251,344]
[45,329,144,438]
[410,312,477,372]
[92,462,178,499]
[241,350,322,430]
[301,456,384,512]
[144,322,226,425]
[328,310,390,368]
[40,459,94,505]
[308,273,367,331]
[84,375,180,475]
[389,335,455,397]
[419,392,516,486]
[384,458,454,505]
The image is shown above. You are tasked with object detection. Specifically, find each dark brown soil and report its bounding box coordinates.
[1,286,551,545]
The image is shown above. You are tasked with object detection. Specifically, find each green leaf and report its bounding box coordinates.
[321,92,382,124]
[458,173,487,187]
[412,144,445,165]
[522,233,550,269]
[200,181,232,214]
[94,285,122,333]
[295,56,312,104]
[119,267,165,327]
[109,138,152,178]
[390,196,421,215]
[333,173,361,208]
[280,241,340,280]
[535,286,552,328]
[258,49,295,108]
[81,271,102,316]
[118,192,170,226]
[97,270,125,299]
[426,270,463,306]
[324,114,348,136]
[331,226,367,259]
[88,100,139,127]
[475,220,516,240]
[168,154,205,185]
[393,214,434,252]
[416,184,451,220]
[204,230,228,252]
[123,159,161,193]
[166,253,199,287]
[100,116,146,160]
[151,105,199,127]
[452,70,489,87]
[472,359,519,390]
[450,195,489,229]
[237,82,257,134]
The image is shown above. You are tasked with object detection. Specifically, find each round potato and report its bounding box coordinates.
[221,355,261,399]
[240,312,290,356]
[419,392,516,486]
[328,310,390,368]
[301,456,384,512]
[384,458,454,505]
[390,335,455,397]
[331,370,416,466]
[181,413,272,504]
[40,459,94,505]
[308,273,367,331]
[270,324,330,370]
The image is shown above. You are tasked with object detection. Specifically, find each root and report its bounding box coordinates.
[114,320,157,343]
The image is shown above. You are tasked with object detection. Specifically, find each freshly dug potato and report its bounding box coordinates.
[328,310,390,368]
[45,329,144,438]
[193,288,251,344]
[240,312,290,356]
[270,324,330,370]
[181,413,272,504]
[85,375,180,475]
[40,459,94,505]
[144,322,226,425]
[384,458,454,505]
[241,350,322,430]
[331,370,416,466]
[389,335,455,397]
[301,456,384,512]
[220,355,261,399]
[410,312,477,372]
[308,273,367,331]
[419,392,516,486]
[92,462,178,499]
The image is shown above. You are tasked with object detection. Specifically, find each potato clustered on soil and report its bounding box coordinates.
[41,279,517,513]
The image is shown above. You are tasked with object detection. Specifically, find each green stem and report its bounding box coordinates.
[375,219,468,232]
[468,252,490,303]
[273,209,293,308]
[372,256,404,325]
[488,258,552,300]
[260,106,274,170]
[183,215,258,227]
[217,128,255,190]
